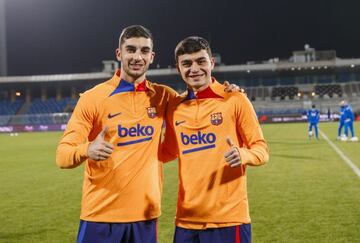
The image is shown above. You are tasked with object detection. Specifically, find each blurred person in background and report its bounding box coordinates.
[337,101,346,140]
[341,101,358,142]
[307,104,320,140]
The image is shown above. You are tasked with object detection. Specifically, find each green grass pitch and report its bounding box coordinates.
[0,122,359,242]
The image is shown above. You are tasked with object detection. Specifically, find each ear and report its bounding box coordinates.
[210,57,215,70]
[150,51,155,64]
[176,63,180,73]
[115,48,122,62]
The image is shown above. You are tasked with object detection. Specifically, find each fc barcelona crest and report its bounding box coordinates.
[210,112,223,125]
[147,107,157,118]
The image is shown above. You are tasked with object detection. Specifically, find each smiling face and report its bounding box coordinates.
[177,49,215,92]
[115,37,154,83]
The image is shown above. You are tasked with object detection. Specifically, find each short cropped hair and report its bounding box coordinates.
[175,36,212,63]
[119,25,153,48]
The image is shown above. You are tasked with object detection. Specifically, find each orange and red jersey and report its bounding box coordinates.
[161,78,269,229]
[56,70,177,222]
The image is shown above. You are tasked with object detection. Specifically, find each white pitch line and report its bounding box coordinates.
[319,129,360,178]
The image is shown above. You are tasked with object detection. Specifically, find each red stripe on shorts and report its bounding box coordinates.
[156,219,158,242]
[236,225,240,243]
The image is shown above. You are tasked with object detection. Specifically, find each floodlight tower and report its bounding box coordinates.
[0,0,7,76]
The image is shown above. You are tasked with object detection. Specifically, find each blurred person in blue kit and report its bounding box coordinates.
[307,104,320,140]
[337,101,346,140]
[339,101,358,142]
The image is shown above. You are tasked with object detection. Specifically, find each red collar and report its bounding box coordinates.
[135,80,148,91]
[115,69,148,91]
[186,79,223,100]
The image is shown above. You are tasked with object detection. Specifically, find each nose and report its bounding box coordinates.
[133,50,143,61]
[189,63,200,73]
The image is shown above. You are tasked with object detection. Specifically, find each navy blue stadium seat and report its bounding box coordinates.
[26,98,77,114]
[314,84,342,98]
[0,100,24,115]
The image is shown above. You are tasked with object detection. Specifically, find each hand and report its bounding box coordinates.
[224,137,241,168]
[223,81,245,93]
[88,127,115,161]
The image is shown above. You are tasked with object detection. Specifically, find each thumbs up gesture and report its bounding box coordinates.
[88,127,115,161]
[224,137,241,168]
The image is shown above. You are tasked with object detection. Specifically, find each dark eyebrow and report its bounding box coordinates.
[195,57,207,62]
[125,45,136,50]
[180,59,192,65]
[141,46,151,51]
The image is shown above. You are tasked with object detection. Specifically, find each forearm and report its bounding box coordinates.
[56,141,90,169]
[238,140,269,166]
[55,120,92,169]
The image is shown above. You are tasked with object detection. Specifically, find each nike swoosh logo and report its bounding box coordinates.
[175,120,186,126]
[108,112,122,119]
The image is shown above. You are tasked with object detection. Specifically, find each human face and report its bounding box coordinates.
[116,37,154,82]
[177,50,214,92]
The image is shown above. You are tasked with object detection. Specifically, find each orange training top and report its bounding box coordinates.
[56,70,177,222]
[161,78,269,229]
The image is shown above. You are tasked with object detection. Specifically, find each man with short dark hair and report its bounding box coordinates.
[56,25,177,243]
[160,36,269,243]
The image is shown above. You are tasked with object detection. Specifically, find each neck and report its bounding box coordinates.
[190,79,212,93]
[191,84,208,93]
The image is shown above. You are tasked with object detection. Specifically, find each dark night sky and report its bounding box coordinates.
[3,0,360,75]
